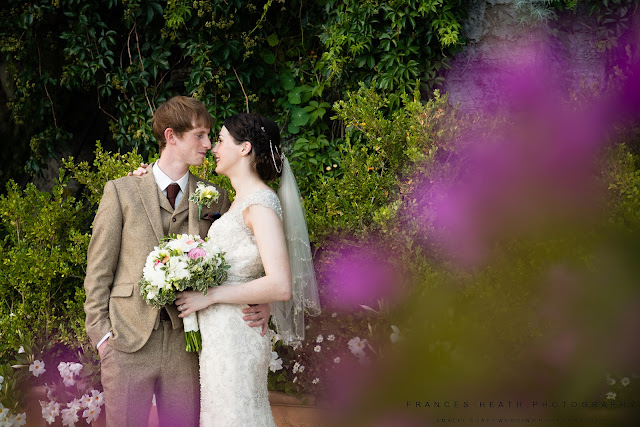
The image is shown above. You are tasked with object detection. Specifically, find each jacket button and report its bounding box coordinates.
[172,217,176,222]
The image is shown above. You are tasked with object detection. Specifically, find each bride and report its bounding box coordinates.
[173,113,320,425]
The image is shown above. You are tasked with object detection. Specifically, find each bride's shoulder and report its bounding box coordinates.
[242,188,282,218]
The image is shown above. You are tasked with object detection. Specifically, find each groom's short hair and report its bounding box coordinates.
[152,96,213,152]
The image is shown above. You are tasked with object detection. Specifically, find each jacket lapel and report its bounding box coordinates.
[138,169,165,243]
[187,173,200,237]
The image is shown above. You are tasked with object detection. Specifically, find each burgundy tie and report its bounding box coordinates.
[166,183,180,209]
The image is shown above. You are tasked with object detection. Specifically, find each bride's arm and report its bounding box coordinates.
[176,204,292,316]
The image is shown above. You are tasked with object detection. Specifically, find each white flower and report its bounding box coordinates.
[61,407,79,426]
[348,337,368,357]
[333,357,341,364]
[30,360,46,377]
[607,374,616,386]
[390,325,403,343]
[57,362,68,373]
[0,409,8,427]
[316,335,324,343]
[292,362,300,374]
[621,377,630,386]
[298,365,305,373]
[292,376,297,383]
[312,378,320,384]
[327,334,335,341]
[167,257,190,281]
[82,405,101,424]
[0,375,3,386]
[605,391,616,400]
[0,413,13,427]
[67,399,83,412]
[331,312,337,317]
[61,373,76,387]
[68,363,83,376]
[13,412,27,426]
[41,401,60,424]
[89,389,105,407]
[314,345,321,353]
[269,351,283,372]
[81,394,94,408]
[189,182,220,208]
[58,362,77,387]
[18,346,25,354]
[143,263,166,290]
[166,236,189,254]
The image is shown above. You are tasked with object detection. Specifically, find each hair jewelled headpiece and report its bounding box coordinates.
[262,126,284,173]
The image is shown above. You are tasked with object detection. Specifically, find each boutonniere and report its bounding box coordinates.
[189,182,220,221]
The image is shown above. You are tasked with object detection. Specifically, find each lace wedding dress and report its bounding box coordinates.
[198,189,280,426]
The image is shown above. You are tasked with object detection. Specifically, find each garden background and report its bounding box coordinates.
[1,1,639,426]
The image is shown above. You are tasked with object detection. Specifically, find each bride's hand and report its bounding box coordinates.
[127,163,149,177]
[176,290,214,317]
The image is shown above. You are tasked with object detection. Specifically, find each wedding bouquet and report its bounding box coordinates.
[138,234,229,352]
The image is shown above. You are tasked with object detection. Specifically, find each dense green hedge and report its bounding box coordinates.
[0,0,467,187]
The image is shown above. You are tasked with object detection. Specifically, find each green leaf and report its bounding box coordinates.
[279,72,295,90]
[261,50,275,65]
[290,107,310,126]
[288,123,301,134]
[267,33,279,47]
[288,90,302,105]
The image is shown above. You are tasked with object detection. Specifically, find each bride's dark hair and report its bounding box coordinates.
[223,113,283,182]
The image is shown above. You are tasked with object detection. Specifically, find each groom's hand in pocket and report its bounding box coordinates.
[98,339,108,357]
[243,303,270,336]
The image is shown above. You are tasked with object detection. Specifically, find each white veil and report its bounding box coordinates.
[272,157,321,345]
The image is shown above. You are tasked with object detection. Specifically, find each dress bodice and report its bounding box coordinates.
[206,188,282,284]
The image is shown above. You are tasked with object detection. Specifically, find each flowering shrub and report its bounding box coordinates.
[268,296,405,399]
[0,334,103,426]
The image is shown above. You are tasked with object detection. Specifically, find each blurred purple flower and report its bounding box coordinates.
[412,41,640,267]
[323,242,400,308]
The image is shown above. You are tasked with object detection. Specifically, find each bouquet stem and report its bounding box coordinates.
[184,330,202,352]
[183,312,201,352]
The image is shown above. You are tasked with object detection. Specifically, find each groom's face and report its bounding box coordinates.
[173,123,212,166]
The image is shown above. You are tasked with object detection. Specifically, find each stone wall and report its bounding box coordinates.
[443,0,608,112]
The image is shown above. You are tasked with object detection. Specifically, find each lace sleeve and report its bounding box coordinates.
[240,189,283,220]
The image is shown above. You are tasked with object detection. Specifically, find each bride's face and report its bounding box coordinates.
[213,126,245,176]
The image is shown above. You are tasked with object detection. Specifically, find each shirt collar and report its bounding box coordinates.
[152,162,189,193]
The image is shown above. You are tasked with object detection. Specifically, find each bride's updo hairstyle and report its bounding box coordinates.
[223,113,284,182]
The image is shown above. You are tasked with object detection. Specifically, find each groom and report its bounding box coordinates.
[84,96,271,426]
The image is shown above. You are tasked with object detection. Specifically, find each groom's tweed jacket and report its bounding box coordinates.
[84,169,230,353]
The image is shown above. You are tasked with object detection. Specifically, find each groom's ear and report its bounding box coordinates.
[165,127,176,145]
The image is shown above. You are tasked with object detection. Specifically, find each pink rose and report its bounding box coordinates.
[187,248,206,260]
